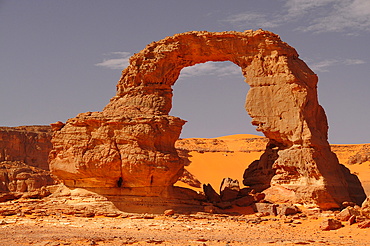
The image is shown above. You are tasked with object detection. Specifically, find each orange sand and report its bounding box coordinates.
[175,134,264,192]
[175,134,370,196]
[184,151,262,192]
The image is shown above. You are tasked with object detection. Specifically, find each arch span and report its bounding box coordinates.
[49,30,365,209]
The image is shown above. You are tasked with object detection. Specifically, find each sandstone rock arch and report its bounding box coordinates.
[49,30,365,210]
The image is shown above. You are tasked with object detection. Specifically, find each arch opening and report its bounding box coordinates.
[171,61,265,193]
[171,61,260,139]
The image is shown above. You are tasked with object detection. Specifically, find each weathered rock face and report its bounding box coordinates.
[0,126,52,170]
[361,197,370,218]
[49,30,365,209]
[348,145,370,164]
[0,161,54,193]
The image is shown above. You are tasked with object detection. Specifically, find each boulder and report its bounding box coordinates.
[219,178,240,202]
[348,215,356,225]
[277,204,300,216]
[203,184,221,203]
[233,195,255,207]
[361,196,370,219]
[335,207,360,221]
[220,178,240,193]
[319,219,343,231]
[253,203,278,216]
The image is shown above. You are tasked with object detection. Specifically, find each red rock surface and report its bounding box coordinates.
[319,218,343,231]
[0,125,52,170]
[0,161,54,194]
[49,30,365,210]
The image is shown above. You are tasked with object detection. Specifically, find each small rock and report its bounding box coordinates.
[143,214,155,219]
[319,218,343,231]
[203,184,221,203]
[342,201,356,208]
[104,213,120,217]
[146,239,164,244]
[164,209,175,216]
[348,215,356,225]
[358,220,370,228]
[204,205,220,214]
[277,204,299,216]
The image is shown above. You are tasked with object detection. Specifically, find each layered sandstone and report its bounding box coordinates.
[0,125,52,170]
[49,30,366,209]
[0,161,54,194]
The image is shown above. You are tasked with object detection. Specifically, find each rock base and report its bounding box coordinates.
[80,186,205,214]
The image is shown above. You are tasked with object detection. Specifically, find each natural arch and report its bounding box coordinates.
[49,30,365,209]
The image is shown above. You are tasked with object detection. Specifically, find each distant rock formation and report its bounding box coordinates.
[0,126,52,170]
[49,30,366,209]
[0,161,54,199]
[347,145,370,165]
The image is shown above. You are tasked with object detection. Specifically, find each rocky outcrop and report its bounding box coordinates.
[49,30,365,210]
[0,161,54,195]
[0,126,52,170]
[175,136,268,153]
[347,145,370,165]
[0,126,54,201]
[202,180,265,210]
[330,144,370,165]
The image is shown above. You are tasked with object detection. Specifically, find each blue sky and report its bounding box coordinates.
[1,0,369,143]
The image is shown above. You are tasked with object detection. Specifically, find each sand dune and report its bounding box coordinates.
[175,134,370,196]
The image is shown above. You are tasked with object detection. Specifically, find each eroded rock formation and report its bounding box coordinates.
[0,161,54,196]
[0,126,52,170]
[49,30,366,210]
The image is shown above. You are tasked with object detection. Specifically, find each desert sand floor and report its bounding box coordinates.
[1,213,370,245]
[1,134,369,245]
